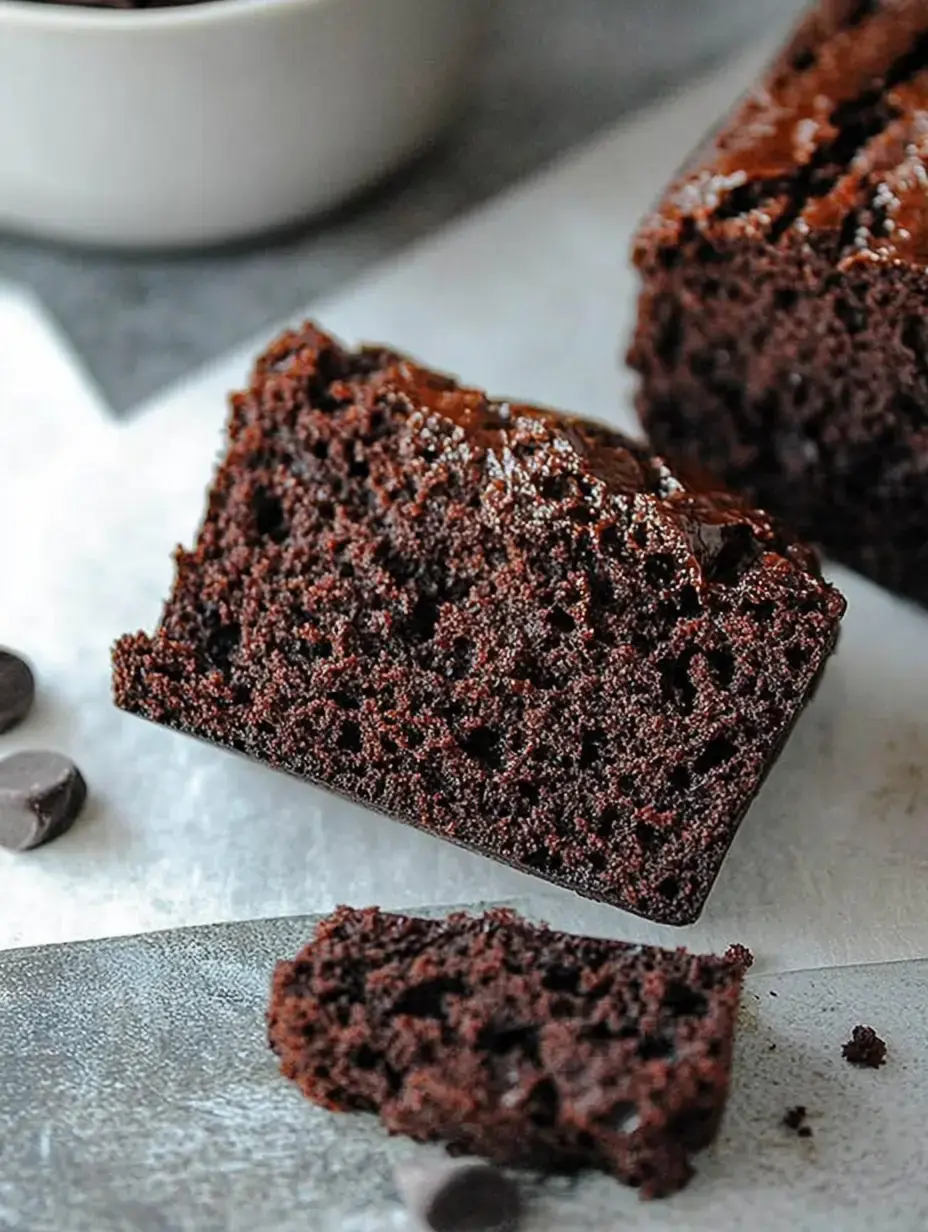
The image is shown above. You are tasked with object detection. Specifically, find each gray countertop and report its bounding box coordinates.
[0,0,803,414]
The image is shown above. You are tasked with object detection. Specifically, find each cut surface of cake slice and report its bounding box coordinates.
[267,906,746,1199]
[112,322,844,924]
[630,0,928,606]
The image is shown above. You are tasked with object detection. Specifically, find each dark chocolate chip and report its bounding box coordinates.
[0,751,87,852]
[395,1159,521,1232]
[0,650,35,735]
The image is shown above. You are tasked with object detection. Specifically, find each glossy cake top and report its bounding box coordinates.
[637,0,928,269]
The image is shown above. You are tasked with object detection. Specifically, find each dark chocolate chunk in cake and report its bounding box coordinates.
[267,906,744,1199]
[112,322,843,924]
[630,0,928,607]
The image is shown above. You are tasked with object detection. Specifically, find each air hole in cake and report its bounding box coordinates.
[204,617,240,672]
[658,245,681,270]
[662,980,709,1018]
[636,822,660,852]
[707,646,735,688]
[659,649,698,714]
[329,690,359,711]
[569,503,597,525]
[844,0,877,27]
[318,500,335,521]
[588,850,607,873]
[579,729,605,771]
[458,725,503,771]
[645,552,676,588]
[655,301,683,366]
[539,474,569,501]
[668,764,691,794]
[477,1023,540,1063]
[773,287,798,312]
[312,439,329,460]
[527,1077,560,1127]
[391,976,467,1019]
[403,725,424,749]
[599,523,621,555]
[381,735,398,755]
[353,1044,379,1070]
[631,523,648,549]
[542,966,581,995]
[790,47,816,72]
[252,488,287,541]
[657,875,680,901]
[547,605,576,634]
[694,736,736,775]
[338,562,355,579]
[785,644,809,671]
[337,720,362,753]
[407,596,440,643]
[678,585,703,619]
[523,848,557,872]
[447,637,475,680]
[518,781,540,805]
[639,1034,674,1061]
[597,805,620,838]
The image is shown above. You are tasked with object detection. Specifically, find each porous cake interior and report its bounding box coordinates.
[114,325,842,924]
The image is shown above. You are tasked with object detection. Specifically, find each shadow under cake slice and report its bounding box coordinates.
[267,906,746,1199]
[112,321,844,924]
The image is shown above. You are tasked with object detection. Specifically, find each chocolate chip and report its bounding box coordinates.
[0,650,35,735]
[395,1158,521,1232]
[0,751,87,852]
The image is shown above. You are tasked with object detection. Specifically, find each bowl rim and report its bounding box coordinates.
[0,0,320,32]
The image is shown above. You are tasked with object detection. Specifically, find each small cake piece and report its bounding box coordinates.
[267,907,745,1199]
[112,322,844,924]
[842,1024,887,1067]
[630,0,928,607]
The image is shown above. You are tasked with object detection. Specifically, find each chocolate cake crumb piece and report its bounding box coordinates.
[630,0,928,608]
[783,1105,811,1136]
[113,321,844,926]
[723,943,754,973]
[268,906,745,1200]
[842,1025,887,1067]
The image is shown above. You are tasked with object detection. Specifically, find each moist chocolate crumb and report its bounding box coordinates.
[268,906,745,1200]
[842,1025,887,1068]
[783,1105,811,1136]
[723,943,754,973]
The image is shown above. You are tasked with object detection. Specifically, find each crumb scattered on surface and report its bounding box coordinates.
[723,943,754,973]
[783,1106,811,1137]
[842,1025,887,1068]
[769,990,778,997]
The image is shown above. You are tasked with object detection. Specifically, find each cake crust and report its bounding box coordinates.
[113,322,843,924]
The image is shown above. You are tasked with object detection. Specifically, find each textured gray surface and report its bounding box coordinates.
[1,904,925,1231]
[0,0,803,414]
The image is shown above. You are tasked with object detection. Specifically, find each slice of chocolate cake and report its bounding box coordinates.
[112,322,844,924]
[630,0,928,607]
[268,906,745,1199]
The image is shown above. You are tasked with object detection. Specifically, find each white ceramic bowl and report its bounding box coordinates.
[0,0,483,249]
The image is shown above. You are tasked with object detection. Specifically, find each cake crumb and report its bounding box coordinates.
[842,1025,887,1068]
[783,1105,811,1137]
[723,943,754,974]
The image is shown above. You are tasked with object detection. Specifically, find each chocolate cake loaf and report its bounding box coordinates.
[630,0,928,607]
[112,322,843,924]
[268,906,745,1198]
